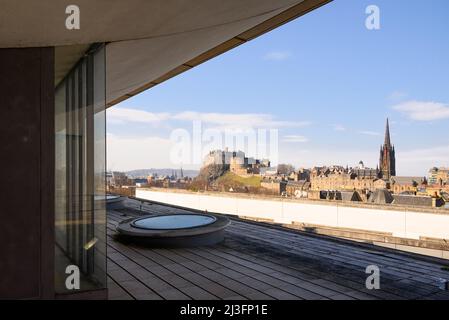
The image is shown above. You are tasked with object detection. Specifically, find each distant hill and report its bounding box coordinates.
[125,168,199,178]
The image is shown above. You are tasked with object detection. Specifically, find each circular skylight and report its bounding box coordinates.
[132,214,217,230]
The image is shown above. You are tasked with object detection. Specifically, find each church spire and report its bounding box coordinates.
[379,118,396,179]
[384,118,391,146]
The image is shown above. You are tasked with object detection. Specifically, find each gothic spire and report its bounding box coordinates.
[379,118,396,179]
[384,118,391,146]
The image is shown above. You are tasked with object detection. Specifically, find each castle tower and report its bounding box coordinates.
[379,118,396,179]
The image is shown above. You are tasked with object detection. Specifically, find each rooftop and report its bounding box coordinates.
[107,199,449,300]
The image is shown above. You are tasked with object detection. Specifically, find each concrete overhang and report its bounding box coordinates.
[55,44,91,86]
[1,0,331,106]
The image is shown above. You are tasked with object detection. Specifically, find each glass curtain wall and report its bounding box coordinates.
[55,44,106,293]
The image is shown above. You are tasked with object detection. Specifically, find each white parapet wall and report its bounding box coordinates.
[136,189,449,241]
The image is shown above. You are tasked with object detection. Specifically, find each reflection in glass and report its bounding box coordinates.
[55,45,106,293]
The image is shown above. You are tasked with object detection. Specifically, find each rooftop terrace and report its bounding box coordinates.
[107,199,449,300]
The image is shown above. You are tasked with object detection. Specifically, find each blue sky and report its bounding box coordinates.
[107,0,449,176]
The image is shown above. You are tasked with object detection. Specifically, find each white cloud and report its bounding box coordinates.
[388,91,408,101]
[263,51,292,61]
[359,131,381,136]
[393,100,449,121]
[397,145,449,176]
[107,107,170,124]
[107,133,176,171]
[107,107,309,129]
[333,124,346,131]
[173,111,309,129]
[282,135,309,143]
[279,147,376,171]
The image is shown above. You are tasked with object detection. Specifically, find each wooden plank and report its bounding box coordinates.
[158,248,275,300]
[185,248,322,299]
[117,279,162,300]
[225,225,446,296]
[220,233,398,300]
[106,203,449,300]
[107,277,134,300]
[108,249,197,300]
[221,231,417,299]
[131,247,242,299]
[108,238,218,300]
[230,220,448,275]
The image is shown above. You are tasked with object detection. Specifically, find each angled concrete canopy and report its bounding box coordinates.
[1,0,331,106]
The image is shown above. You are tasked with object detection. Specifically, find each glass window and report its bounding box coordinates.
[55,45,106,294]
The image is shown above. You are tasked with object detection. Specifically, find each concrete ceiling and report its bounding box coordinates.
[1,0,331,106]
[55,44,90,87]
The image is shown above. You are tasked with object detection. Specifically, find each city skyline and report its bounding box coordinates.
[107,0,449,176]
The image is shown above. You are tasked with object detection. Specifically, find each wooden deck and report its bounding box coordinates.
[107,199,449,300]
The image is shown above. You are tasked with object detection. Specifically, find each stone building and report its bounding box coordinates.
[286,180,310,198]
[390,176,427,194]
[352,161,379,179]
[261,177,287,195]
[205,149,269,177]
[368,189,394,204]
[310,164,385,193]
[379,118,396,179]
[425,185,449,198]
[392,194,445,208]
[204,149,243,168]
[230,155,247,175]
[111,171,131,187]
[340,191,363,202]
[309,119,401,195]
[312,190,362,202]
[428,167,449,186]
[288,168,311,181]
